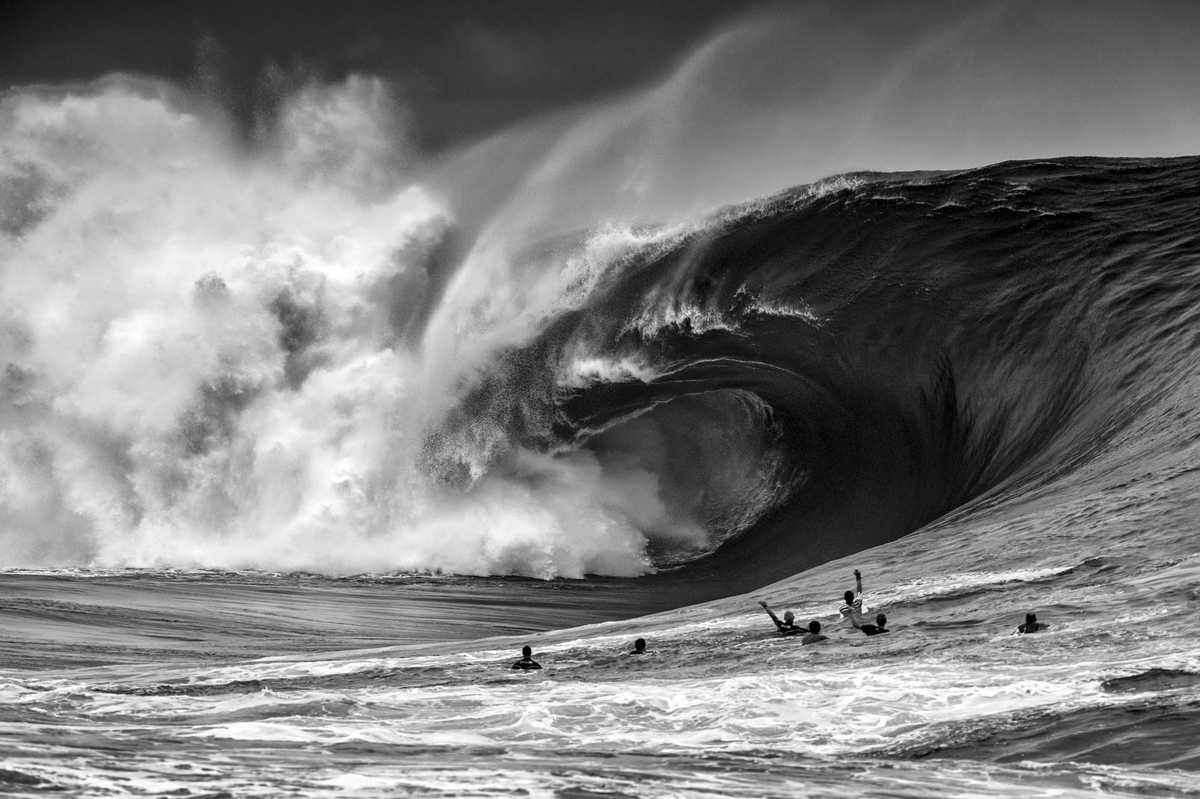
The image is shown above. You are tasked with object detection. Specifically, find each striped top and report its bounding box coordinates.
[839,595,864,626]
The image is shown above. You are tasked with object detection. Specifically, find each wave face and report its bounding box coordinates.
[3,77,1199,582]
[532,157,1200,587]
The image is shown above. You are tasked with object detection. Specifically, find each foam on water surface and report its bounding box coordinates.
[3,531,1198,796]
[6,18,1200,792]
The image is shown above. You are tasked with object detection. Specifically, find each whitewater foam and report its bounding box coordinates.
[560,354,661,389]
[0,80,712,579]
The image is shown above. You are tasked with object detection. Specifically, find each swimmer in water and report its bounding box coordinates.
[511,645,542,670]
[859,613,889,636]
[840,569,866,628]
[801,620,827,644]
[630,638,647,655]
[759,600,802,635]
[1017,612,1048,633]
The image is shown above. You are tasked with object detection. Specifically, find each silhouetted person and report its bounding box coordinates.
[1017,612,1047,633]
[840,569,865,628]
[630,638,647,655]
[511,645,542,670]
[860,613,889,636]
[759,600,802,635]
[801,620,827,644]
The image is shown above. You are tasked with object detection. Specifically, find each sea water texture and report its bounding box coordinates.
[4,8,1200,798]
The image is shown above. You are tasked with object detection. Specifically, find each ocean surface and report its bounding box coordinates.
[4,85,1200,797]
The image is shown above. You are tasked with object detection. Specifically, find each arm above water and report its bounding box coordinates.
[759,600,786,632]
[848,569,865,622]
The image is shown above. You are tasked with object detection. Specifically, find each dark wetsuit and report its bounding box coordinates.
[860,625,888,636]
[765,609,802,636]
[1017,622,1046,634]
[511,657,542,670]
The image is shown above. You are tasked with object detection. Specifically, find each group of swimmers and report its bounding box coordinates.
[759,568,887,644]
[510,567,1047,669]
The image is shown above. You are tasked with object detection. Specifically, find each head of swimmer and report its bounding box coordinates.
[783,610,795,625]
[521,645,533,659]
[844,590,855,605]
[876,613,887,628]
[632,638,646,654]
[808,620,821,634]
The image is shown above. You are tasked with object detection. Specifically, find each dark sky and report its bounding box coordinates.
[0,0,767,151]
[4,0,1199,219]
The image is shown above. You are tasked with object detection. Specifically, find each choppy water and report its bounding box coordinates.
[3,55,1200,796]
[4,467,1199,797]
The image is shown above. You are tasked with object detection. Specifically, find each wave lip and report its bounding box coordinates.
[536,156,1200,584]
[1101,669,1200,694]
[4,80,1200,586]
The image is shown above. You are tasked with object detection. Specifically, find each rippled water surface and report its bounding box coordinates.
[4,482,1198,797]
[4,149,1200,795]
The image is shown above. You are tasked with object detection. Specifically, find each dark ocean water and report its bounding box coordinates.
[3,156,1200,796]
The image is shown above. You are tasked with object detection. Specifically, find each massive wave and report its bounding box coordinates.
[541,159,1200,588]
[3,3,1200,582]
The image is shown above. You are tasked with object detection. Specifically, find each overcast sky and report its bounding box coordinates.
[0,0,770,151]
[4,0,1199,226]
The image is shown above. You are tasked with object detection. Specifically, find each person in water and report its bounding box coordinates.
[630,638,647,655]
[859,613,889,636]
[1017,612,1048,633]
[759,600,802,635]
[801,620,827,644]
[511,645,542,670]
[840,569,866,628]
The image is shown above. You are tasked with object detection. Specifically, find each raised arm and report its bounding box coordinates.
[758,600,785,631]
[854,569,863,597]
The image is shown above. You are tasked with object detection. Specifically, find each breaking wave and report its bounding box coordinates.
[3,6,1200,581]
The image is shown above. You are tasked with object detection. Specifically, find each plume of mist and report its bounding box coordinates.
[3,0,1199,576]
